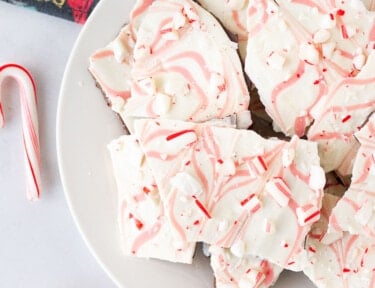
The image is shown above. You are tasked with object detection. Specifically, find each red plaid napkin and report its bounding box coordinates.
[1,0,100,24]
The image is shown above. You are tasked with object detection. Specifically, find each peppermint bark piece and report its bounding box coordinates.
[90,0,251,132]
[134,118,324,269]
[328,114,375,241]
[246,0,375,174]
[304,193,375,288]
[108,135,195,263]
[233,137,325,271]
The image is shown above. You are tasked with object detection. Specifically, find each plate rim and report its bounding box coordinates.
[56,0,124,287]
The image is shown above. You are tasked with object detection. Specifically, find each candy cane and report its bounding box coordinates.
[0,63,41,201]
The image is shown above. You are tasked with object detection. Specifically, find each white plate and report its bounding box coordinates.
[57,0,315,287]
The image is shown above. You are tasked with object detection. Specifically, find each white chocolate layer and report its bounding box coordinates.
[304,194,375,288]
[89,25,134,105]
[209,245,283,288]
[90,0,251,132]
[196,0,249,59]
[245,0,375,174]
[134,118,324,269]
[108,135,195,263]
[328,114,375,241]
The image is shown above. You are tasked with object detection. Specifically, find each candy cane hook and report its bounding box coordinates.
[0,64,41,201]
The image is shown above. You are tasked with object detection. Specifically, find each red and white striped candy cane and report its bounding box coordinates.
[0,63,41,201]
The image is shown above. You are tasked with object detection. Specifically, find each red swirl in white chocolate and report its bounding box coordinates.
[134,118,324,269]
[246,0,375,173]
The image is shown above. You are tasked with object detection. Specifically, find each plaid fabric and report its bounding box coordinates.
[1,0,100,24]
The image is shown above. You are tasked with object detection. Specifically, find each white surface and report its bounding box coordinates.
[0,2,115,287]
[57,1,315,288]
